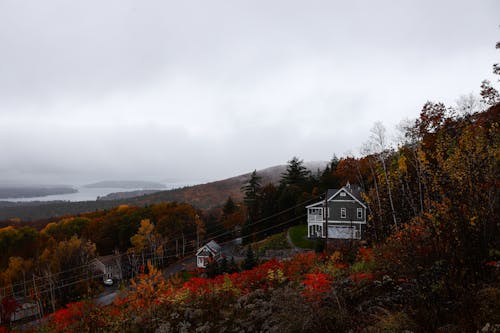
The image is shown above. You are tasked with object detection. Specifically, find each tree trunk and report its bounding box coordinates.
[368,159,383,218]
[379,154,398,230]
[182,232,185,257]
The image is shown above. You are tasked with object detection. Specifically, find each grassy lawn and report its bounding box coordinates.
[288,225,317,249]
[252,232,291,256]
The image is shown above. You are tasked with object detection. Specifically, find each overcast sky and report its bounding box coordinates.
[0,0,498,185]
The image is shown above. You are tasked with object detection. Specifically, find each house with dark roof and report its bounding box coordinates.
[196,240,222,268]
[306,183,367,239]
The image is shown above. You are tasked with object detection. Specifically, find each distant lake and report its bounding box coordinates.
[2,182,196,202]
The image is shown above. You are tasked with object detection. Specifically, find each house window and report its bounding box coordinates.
[341,208,346,218]
[357,208,363,219]
[340,192,346,197]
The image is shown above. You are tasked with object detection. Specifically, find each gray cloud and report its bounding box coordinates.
[0,0,499,184]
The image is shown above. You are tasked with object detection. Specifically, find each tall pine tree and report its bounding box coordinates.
[241,170,261,222]
[280,156,310,188]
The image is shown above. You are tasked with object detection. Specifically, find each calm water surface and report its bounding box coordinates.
[3,182,195,202]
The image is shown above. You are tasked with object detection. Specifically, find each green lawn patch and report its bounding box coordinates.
[252,232,291,256]
[288,225,317,249]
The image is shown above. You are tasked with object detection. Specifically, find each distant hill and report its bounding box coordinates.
[84,180,166,189]
[122,161,327,208]
[99,189,161,200]
[0,162,327,221]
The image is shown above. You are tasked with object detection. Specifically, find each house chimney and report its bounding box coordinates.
[346,181,351,191]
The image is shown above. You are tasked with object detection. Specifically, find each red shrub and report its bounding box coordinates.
[302,273,332,301]
[285,252,318,280]
[349,272,374,283]
[52,301,86,331]
[358,247,374,262]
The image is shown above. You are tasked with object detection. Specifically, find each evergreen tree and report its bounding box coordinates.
[258,183,279,219]
[314,238,325,253]
[219,256,228,274]
[228,256,240,273]
[280,156,310,188]
[241,170,262,222]
[222,197,236,216]
[205,256,218,278]
[319,155,341,191]
[204,210,224,238]
[241,170,262,243]
[243,246,256,270]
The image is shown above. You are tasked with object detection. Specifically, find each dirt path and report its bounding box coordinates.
[286,228,298,249]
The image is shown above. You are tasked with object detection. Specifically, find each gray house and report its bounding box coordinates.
[306,183,367,239]
[90,255,123,281]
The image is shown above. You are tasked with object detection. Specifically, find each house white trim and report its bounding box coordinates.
[196,240,222,268]
[327,220,367,224]
[306,186,367,240]
[306,201,324,208]
[327,188,367,209]
[327,225,361,239]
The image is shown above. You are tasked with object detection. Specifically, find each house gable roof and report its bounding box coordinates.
[197,249,212,257]
[328,188,367,208]
[196,240,221,256]
[306,186,367,209]
[92,255,119,266]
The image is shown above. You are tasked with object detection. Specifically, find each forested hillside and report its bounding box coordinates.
[0,96,496,332]
[1,76,499,332]
[24,99,498,332]
[0,164,296,221]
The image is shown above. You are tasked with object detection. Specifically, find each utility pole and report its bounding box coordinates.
[32,274,43,319]
[349,210,353,250]
[324,191,328,252]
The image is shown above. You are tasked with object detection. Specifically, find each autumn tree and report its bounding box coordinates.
[494,41,500,77]
[41,217,91,241]
[367,122,398,230]
[0,257,33,297]
[155,203,201,258]
[37,236,97,311]
[130,219,162,266]
[128,260,167,329]
[0,226,39,269]
[480,80,500,106]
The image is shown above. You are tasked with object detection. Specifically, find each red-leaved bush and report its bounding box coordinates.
[51,301,85,331]
[302,273,332,301]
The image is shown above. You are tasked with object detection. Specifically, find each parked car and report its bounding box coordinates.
[103,278,114,286]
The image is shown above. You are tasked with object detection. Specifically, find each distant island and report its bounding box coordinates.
[0,185,77,199]
[98,189,161,200]
[84,180,166,189]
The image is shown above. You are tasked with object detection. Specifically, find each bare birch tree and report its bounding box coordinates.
[368,122,398,230]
